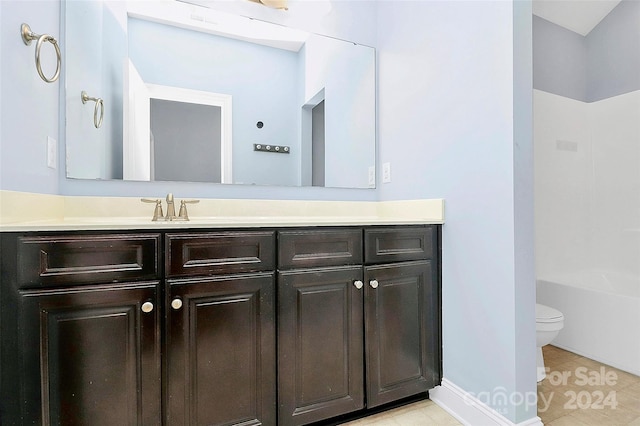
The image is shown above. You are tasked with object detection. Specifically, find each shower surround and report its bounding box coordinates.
[534,88,640,374]
[534,0,640,375]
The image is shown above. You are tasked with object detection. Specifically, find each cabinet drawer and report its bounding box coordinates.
[166,231,275,277]
[16,234,161,288]
[278,228,363,269]
[365,226,434,264]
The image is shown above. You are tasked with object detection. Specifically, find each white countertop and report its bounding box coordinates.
[0,191,444,232]
[3,216,438,231]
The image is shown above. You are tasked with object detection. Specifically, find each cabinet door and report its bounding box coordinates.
[278,267,365,426]
[364,260,439,407]
[166,273,276,426]
[19,282,161,425]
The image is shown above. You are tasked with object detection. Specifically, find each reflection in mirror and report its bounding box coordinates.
[151,100,222,183]
[64,1,376,188]
[123,66,233,183]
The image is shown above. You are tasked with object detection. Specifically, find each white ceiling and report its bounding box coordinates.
[532,0,621,36]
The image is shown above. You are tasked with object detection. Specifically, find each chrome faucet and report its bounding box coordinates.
[141,193,199,221]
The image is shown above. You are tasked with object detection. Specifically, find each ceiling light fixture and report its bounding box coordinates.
[248,0,288,10]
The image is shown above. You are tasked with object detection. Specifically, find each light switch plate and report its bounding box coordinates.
[382,162,391,183]
[47,137,57,169]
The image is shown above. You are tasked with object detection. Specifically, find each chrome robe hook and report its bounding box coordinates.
[21,23,61,83]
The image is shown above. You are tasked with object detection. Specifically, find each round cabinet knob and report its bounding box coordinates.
[354,280,364,289]
[369,279,379,289]
[141,301,154,313]
[171,298,183,310]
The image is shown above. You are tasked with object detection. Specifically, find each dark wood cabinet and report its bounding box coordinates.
[364,260,440,408]
[165,231,275,277]
[278,266,365,425]
[277,229,365,425]
[1,232,162,425]
[1,225,440,426]
[15,233,161,287]
[363,226,441,408]
[165,273,275,426]
[163,231,276,425]
[277,226,441,425]
[19,282,162,426]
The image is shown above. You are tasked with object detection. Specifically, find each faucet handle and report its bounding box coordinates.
[141,198,164,221]
[178,199,200,221]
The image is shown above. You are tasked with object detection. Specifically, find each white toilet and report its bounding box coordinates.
[536,303,564,382]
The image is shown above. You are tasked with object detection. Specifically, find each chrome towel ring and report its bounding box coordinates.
[81,91,105,129]
[21,23,61,83]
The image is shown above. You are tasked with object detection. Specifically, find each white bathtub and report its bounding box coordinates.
[537,270,640,376]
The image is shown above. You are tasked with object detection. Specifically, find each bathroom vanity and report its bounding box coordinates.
[0,221,441,425]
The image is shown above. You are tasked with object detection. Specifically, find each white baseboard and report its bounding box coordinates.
[430,379,543,426]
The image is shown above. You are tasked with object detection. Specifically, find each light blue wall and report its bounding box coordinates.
[376,0,535,422]
[534,0,640,102]
[0,4,2,173]
[586,0,640,101]
[101,3,126,179]
[532,15,587,102]
[64,1,126,180]
[302,34,375,188]
[65,0,108,179]
[0,1,60,194]
[512,2,536,422]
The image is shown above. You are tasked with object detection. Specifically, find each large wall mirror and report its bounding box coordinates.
[64,0,376,188]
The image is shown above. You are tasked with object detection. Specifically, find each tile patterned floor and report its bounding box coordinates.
[338,345,640,425]
[340,399,461,426]
[539,345,640,425]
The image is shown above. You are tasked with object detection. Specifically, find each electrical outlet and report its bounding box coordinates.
[382,162,391,183]
[47,137,57,169]
[368,166,375,187]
